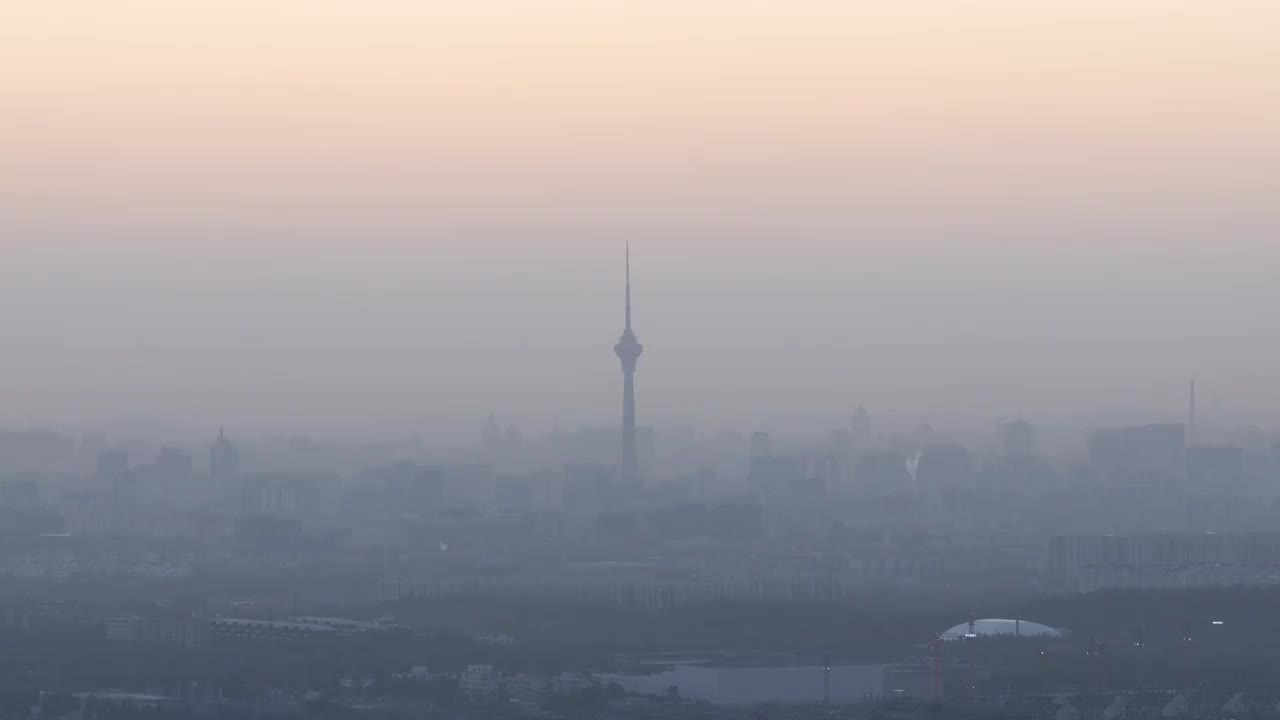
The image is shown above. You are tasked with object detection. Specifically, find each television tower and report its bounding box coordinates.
[614,243,644,486]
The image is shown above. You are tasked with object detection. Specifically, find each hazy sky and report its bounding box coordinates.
[1,1,1277,434]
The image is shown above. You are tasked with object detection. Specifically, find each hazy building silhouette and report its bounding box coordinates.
[563,463,618,515]
[135,447,195,507]
[0,430,74,472]
[211,427,241,485]
[1088,423,1186,484]
[1002,414,1036,457]
[811,455,843,491]
[157,447,193,477]
[241,472,341,517]
[481,413,522,470]
[1049,532,1280,592]
[95,450,139,532]
[358,461,444,513]
[916,443,975,491]
[1186,446,1245,489]
[854,450,911,489]
[61,489,113,535]
[748,455,808,494]
[76,432,108,471]
[613,244,644,487]
[851,406,872,446]
[0,476,40,508]
[482,413,502,456]
[749,431,772,459]
[96,450,129,483]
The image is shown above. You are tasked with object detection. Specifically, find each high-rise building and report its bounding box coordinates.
[613,244,644,487]
[916,443,975,491]
[482,414,502,455]
[97,450,129,481]
[97,451,139,532]
[211,427,241,484]
[748,455,808,493]
[1088,423,1186,483]
[0,430,75,473]
[854,450,911,489]
[1186,446,1244,489]
[749,431,772,459]
[135,447,195,507]
[851,406,872,447]
[1002,414,1036,457]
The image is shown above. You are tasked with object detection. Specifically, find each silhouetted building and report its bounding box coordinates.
[916,443,975,491]
[851,406,873,446]
[157,447,193,476]
[92,450,141,531]
[1002,415,1036,457]
[855,450,911,489]
[136,447,195,507]
[1186,446,1245,489]
[359,462,445,513]
[556,425,655,473]
[482,414,502,455]
[0,430,74,472]
[748,456,808,494]
[495,468,560,512]
[1088,423,1186,483]
[1050,532,1280,592]
[438,464,495,508]
[96,450,129,482]
[210,428,240,484]
[61,490,113,535]
[749,431,772,459]
[0,476,41,508]
[481,413,522,470]
[233,514,342,557]
[748,455,835,506]
[644,503,764,540]
[562,463,617,515]
[76,433,108,470]
[0,503,63,535]
[812,455,843,491]
[241,472,341,517]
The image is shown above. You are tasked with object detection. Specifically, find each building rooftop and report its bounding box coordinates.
[940,619,1063,641]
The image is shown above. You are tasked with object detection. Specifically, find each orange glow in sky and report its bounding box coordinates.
[1,0,1277,254]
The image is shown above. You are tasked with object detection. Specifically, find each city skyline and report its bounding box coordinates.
[2,244,1276,436]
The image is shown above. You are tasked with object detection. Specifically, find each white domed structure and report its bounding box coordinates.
[940,618,1063,641]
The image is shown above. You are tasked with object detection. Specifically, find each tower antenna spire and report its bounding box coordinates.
[625,242,632,331]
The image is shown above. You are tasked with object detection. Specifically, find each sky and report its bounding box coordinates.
[1,1,1277,436]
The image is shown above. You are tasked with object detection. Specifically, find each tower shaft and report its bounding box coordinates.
[621,368,638,484]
